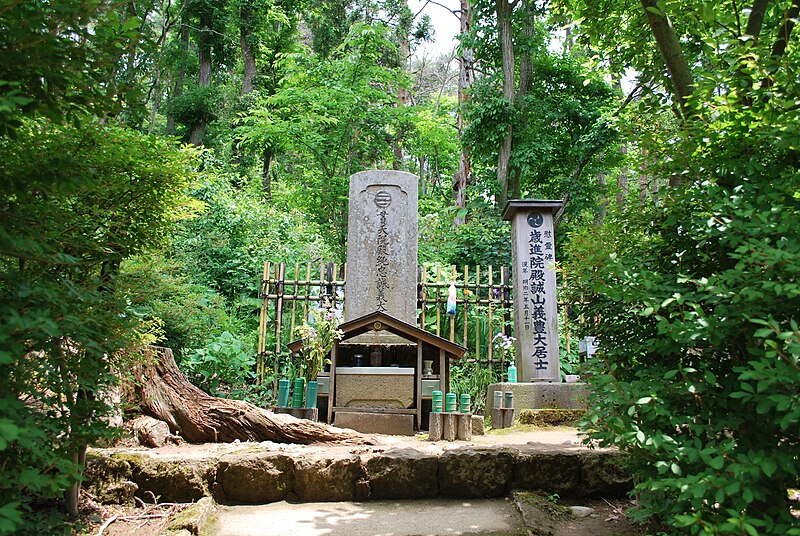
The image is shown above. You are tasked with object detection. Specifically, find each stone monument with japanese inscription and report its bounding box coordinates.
[486,199,587,417]
[344,170,418,323]
[503,200,563,382]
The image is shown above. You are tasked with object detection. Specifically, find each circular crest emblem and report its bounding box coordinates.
[527,211,544,228]
[373,321,384,331]
[374,191,392,208]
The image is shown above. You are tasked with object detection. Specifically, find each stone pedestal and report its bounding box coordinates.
[334,411,414,436]
[486,382,588,415]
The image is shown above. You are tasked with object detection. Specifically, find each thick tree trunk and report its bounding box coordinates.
[166,24,189,136]
[240,7,257,95]
[496,0,516,207]
[136,347,371,445]
[640,0,694,118]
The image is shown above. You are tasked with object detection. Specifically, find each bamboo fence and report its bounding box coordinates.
[256,261,522,384]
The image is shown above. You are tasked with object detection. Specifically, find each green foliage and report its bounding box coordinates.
[0,118,195,531]
[118,255,237,353]
[419,197,512,268]
[294,304,343,381]
[0,1,144,133]
[565,7,800,529]
[181,331,256,395]
[174,170,336,298]
[449,359,500,415]
[169,83,220,129]
[238,21,409,255]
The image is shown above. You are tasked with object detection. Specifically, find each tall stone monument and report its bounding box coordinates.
[344,170,418,323]
[502,200,563,382]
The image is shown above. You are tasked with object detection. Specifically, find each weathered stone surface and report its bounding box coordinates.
[579,451,632,497]
[334,411,414,435]
[471,415,485,435]
[438,448,515,498]
[85,454,136,504]
[503,200,563,381]
[121,454,214,503]
[293,455,362,502]
[512,490,569,536]
[166,496,215,535]
[336,372,414,409]
[344,170,418,324]
[514,452,581,495]
[365,448,438,499]
[214,453,293,505]
[491,407,515,429]
[132,415,176,448]
[487,383,588,413]
[517,409,586,427]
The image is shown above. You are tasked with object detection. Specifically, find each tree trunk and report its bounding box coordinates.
[136,347,371,445]
[189,12,213,146]
[452,0,474,225]
[640,0,694,118]
[496,0,516,207]
[240,8,257,95]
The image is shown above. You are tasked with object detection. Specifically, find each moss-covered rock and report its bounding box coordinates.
[213,453,294,505]
[517,409,586,427]
[439,447,516,498]
[292,454,362,502]
[84,453,138,505]
[365,447,439,500]
[117,454,214,503]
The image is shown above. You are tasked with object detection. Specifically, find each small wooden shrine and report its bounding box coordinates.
[289,310,465,434]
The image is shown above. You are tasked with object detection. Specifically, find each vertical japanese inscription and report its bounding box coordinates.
[374,190,392,312]
[526,212,550,371]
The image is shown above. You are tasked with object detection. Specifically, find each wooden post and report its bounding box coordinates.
[420,265,427,331]
[290,262,299,339]
[475,265,481,362]
[449,265,456,342]
[416,341,423,430]
[304,262,312,323]
[462,265,469,348]
[435,265,441,337]
[257,261,270,384]
[488,265,494,365]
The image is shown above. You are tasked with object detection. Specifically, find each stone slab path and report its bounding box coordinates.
[210,498,524,536]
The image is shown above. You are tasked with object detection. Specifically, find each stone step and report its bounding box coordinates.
[86,443,631,507]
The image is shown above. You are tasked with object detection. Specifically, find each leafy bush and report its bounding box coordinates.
[449,359,500,415]
[566,87,800,534]
[180,331,256,395]
[118,255,240,353]
[0,118,195,531]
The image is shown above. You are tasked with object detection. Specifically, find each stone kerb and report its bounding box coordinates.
[87,444,631,506]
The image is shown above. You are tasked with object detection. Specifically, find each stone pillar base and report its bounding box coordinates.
[486,382,588,414]
[490,408,515,429]
[428,413,473,441]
